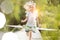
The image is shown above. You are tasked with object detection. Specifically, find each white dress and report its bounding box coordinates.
[25,11,42,40]
[25,11,38,32]
[26,10,38,27]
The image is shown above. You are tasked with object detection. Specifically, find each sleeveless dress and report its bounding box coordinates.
[25,10,38,32]
[25,11,43,40]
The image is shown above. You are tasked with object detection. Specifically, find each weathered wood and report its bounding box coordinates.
[6,25,57,31]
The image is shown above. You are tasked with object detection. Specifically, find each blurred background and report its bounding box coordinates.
[0,0,60,40]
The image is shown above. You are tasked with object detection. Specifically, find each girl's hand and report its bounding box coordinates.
[21,17,27,23]
[21,20,25,23]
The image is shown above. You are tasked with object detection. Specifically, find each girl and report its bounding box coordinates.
[21,1,39,40]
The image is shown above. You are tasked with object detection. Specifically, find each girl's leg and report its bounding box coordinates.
[29,30,32,40]
[26,31,32,40]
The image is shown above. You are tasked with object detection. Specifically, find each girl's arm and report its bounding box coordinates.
[21,17,28,23]
[36,17,40,27]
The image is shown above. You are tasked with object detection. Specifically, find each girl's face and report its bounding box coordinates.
[28,5,35,12]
